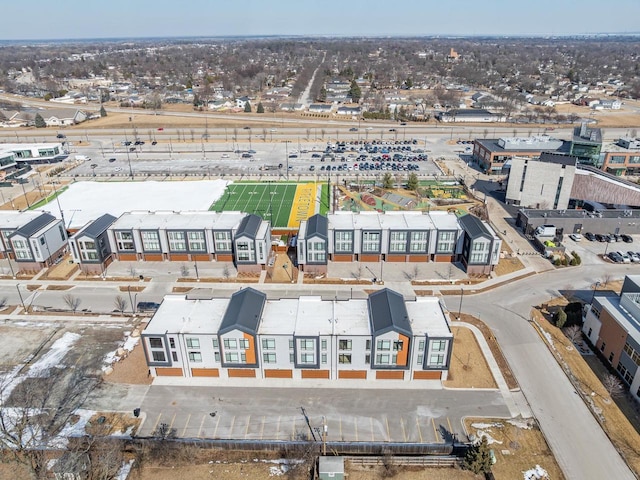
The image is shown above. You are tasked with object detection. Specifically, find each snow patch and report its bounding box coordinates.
[471,422,503,429]
[524,464,549,479]
[102,332,140,371]
[116,459,135,480]
[28,332,81,378]
[508,419,533,429]
[476,430,503,445]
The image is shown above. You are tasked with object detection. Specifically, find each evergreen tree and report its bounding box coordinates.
[349,80,361,103]
[407,173,419,191]
[256,102,265,113]
[382,172,394,189]
[34,113,46,128]
[555,309,568,329]
[100,105,107,117]
[463,436,493,474]
[244,101,252,113]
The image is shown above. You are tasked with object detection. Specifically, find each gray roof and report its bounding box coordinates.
[573,124,602,144]
[458,213,492,239]
[368,289,412,337]
[306,214,328,240]
[236,214,261,239]
[12,212,56,238]
[219,287,266,335]
[475,138,569,154]
[538,152,578,166]
[77,213,117,238]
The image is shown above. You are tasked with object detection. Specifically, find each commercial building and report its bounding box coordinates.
[142,288,453,382]
[472,136,567,174]
[0,143,67,165]
[582,275,640,403]
[569,124,602,167]
[600,138,640,176]
[516,208,640,236]
[505,152,577,210]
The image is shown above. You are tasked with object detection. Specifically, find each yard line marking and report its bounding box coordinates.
[416,417,423,443]
[213,413,221,438]
[197,414,206,438]
[260,416,265,440]
[245,415,251,439]
[181,414,191,437]
[400,417,407,442]
[168,413,177,430]
[151,413,162,434]
[385,416,390,441]
[432,418,440,442]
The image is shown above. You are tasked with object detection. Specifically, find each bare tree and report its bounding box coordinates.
[180,264,190,277]
[113,295,127,313]
[602,374,624,398]
[128,264,137,278]
[0,296,7,308]
[563,325,582,343]
[63,293,81,314]
[0,366,100,480]
[222,264,231,279]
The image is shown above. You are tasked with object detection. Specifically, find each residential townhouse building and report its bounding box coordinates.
[0,211,43,259]
[583,275,640,403]
[142,287,453,382]
[7,212,68,272]
[457,214,502,275]
[72,211,271,273]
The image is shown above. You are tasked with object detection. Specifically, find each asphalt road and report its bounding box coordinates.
[443,262,637,480]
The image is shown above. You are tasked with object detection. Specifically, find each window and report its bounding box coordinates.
[591,305,601,318]
[214,351,220,362]
[152,351,166,362]
[172,351,178,362]
[224,339,237,349]
[389,231,408,253]
[238,338,249,349]
[188,352,202,362]
[608,352,614,363]
[334,231,353,252]
[149,338,163,348]
[362,231,381,253]
[167,231,186,251]
[410,231,428,253]
[609,155,626,164]
[214,231,232,251]
[187,231,206,252]
[141,231,160,251]
[376,339,391,351]
[629,156,640,164]
[418,340,425,352]
[366,339,371,350]
[321,339,327,350]
[623,343,640,367]
[339,354,352,364]
[300,353,315,364]
[470,241,490,264]
[236,240,255,261]
[299,339,315,350]
[169,338,176,349]
[186,338,200,349]
[339,339,352,350]
[289,339,294,350]
[115,231,135,251]
[321,353,327,364]
[12,239,32,260]
[393,340,404,351]
[58,225,66,241]
[225,352,239,363]
[263,352,276,363]
[212,338,219,349]
[617,363,634,384]
[417,354,424,364]
[436,231,456,254]
[600,342,606,352]
[428,354,445,367]
[431,340,447,352]
[262,338,276,350]
[365,354,370,364]
[307,240,326,262]
[376,354,390,364]
[289,353,295,363]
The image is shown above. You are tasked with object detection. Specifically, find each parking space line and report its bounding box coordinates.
[229,416,236,436]
[245,415,251,439]
[197,414,206,438]
[447,417,453,437]
[292,417,296,439]
[182,414,191,437]
[260,416,265,439]
[370,418,375,441]
[432,418,440,442]
[340,416,343,440]
[276,416,281,440]
[168,413,177,431]
[416,418,423,443]
[213,413,221,438]
[354,417,358,442]
[152,413,162,434]
[385,416,390,441]
[400,417,407,442]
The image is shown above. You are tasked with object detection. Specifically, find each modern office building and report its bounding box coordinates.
[600,138,640,176]
[0,143,67,165]
[505,152,577,210]
[472,136,567,174]
[569,124,602,167]
[142,288,453,382]
[582,275,640,403]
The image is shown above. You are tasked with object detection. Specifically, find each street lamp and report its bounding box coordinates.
[590,281,602,305]
[15,283,26,311]
[126,147,133,179]
[457,288,464,320]
[127,285,135,315]
[282,264,294,283]
[194,262,199,281]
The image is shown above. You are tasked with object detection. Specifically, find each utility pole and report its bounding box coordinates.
[322,416,328,455]
[457,288,464,320]
[16,284,26,311]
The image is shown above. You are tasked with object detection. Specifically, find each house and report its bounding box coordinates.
[8,212,67,272]
[69,214,117,275]
[296,214,328,274]
[141,288,453,381]
[0,211,43,259]
[582,275,640,403]
[336,106,362,116]
[457,214,502,275]
[235,96,250,109]
[309,104,333,113]
[436,109,506,123]
[279,103,305,111]
[233,213,272,273]
[41,108,87,127]
[207,100,234,111]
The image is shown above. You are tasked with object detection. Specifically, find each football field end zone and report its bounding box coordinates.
[287,183,317,228]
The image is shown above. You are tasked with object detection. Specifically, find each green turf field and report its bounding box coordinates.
[210,183,298,228]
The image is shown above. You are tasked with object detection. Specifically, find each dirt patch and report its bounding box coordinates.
[25,284,41,291]
[494,255,525,277]
[172,286,193,293]
[346,464,477,480]
[104,332,152,386]
[40,256,78,280]
[533,309,640,475]
[464,418,565,480]
[45,285,73,291]
[118,286,146,293]
[458,314,518,390]
[444,326,497,389]
[85,412,141,436]
[175,277,258,283]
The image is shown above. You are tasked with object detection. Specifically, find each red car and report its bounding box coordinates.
[157,127,164,131]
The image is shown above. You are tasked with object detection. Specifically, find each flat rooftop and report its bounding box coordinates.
[109,210,246,231]
[520,208,640,220]
[476,138,569,154]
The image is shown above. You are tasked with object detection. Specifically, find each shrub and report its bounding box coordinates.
[555,309,568,328]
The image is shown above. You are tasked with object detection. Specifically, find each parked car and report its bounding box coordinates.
[608,252,623,263]
[628,251,640,262]
[595,234,607,242]
[349,128,358,132]
[151,141,158,145]
[584,232,596,241]
[569,234,582,242]
[137,301,161,312]
[622,234,634,243]
[108,158,116,163]
[617,251,632,263]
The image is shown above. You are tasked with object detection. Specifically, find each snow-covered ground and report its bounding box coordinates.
[36,180,230,230]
